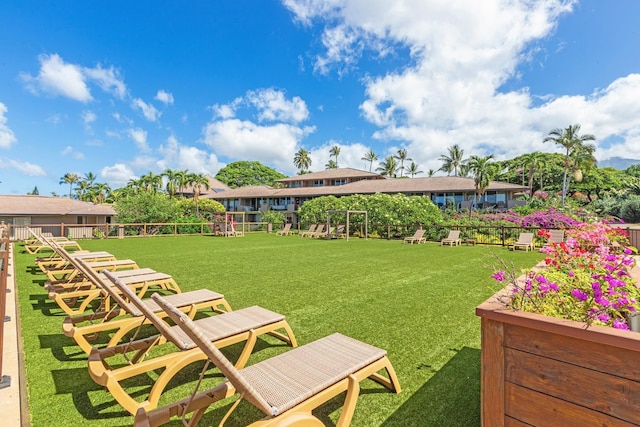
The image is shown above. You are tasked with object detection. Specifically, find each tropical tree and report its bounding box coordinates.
[83,171,97,187]
[405,162,423,178]
[361,149,378,172]
[521,151,545,194]
[215,161,286,188]
[92,182,111,204]
[329,145,341,168]
[139,172,162,194]
[394,148,412,177]
[188,172,211,218]
[438,144,466,176]
[293,148,312,174]
[467,154,497,204]
[162,168,181,199]
[427,169,436,177]
[325,159,338,169]
[74,180,91,201]
[376,156,398,177]
[59,173,80,198]
[543,124,596,205]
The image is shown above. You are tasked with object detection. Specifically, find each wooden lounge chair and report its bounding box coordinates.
[333,224,346,239]
[309,223,325,238]
[512,232,535,251]
[404,229,426,244]
[63,258,232,355]
[547,229,565,245]
[298,224,317,237]
[134,294,401,427]
[24,230,82,254]
[88,271,297,415]
[275,223,292,236]
[440,230,461,246]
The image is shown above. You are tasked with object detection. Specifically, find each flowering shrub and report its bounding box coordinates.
[493,222,639,330]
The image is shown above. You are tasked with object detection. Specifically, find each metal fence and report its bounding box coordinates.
[0,227,10,388]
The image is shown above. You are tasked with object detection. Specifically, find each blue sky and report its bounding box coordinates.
[1,0,639,195]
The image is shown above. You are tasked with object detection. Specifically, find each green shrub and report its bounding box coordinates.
[620,196,640,223]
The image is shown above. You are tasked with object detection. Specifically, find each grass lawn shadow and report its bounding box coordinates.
[381,347,481,427]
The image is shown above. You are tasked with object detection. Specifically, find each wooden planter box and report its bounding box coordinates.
[476,290,640,426]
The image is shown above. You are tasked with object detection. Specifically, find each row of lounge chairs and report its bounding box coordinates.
[404,229,566,250]
[402,229,461,245]
[25,229,400,426]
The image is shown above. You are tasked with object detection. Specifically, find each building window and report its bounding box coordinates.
[313,180,323,187]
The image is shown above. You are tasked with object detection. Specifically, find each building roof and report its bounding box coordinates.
[211,175,527,200]
[179,175,231,197]
[0,195,116,216]
[276,167,383,182]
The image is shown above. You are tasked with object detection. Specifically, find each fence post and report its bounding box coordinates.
[501,226,506,247]
[60,223,65,238]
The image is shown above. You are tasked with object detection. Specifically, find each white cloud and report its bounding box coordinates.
[127,128,149,151]
[20,54,92,102]
[0,103,17,149]
[203,118,315,173]
[82,110,97,132]
[155,89,174,105]
[131,98,161,122]
[282,1,640,170]
[61,145,85,160]
[0,158,46,176]
[158,135,225,175]
[20,53,127,102]
[101,163,136,188]
[245,88,309,123]
[212,103,237,120]
[46,113,65,125]
[308,141,373,171]
[83,64,127,99]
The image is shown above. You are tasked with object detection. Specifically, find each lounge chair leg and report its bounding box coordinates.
[336,375,360,427]
[235,330,258,368]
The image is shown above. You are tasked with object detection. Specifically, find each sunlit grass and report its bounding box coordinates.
[15,234,542,426]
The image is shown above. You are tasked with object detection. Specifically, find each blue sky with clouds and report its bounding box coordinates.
[1,0,639,195]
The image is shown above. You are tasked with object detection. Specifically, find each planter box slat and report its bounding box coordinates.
[505,416,533,426]
[504,323,640,382]
[506,348,640,421]
[505,383,635,426]
[480,318,504,427]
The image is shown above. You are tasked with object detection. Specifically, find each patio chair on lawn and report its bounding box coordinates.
[63,258,232,355]
[24,228,82,254]
[298,223,317,237]
[403,229,426,244]
[547,229,565,245]
[512,232,535,251]
[133,294,401,427]
[87,270,297,415]
[275,223,292,236]
[440,230,461,246]
[334,224,346,239]
[309,223,326,238]
[42,240,139,284]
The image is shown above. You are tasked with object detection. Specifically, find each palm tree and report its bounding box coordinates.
[139,172,162,193]
[438,144,466,176]
[405,162,423,178]
[376,156,398,177]
[59,173,80,198]
[543,124,596,205]
[294,148,312,174]
[521,152,544,195]
[162,168,180,199]
[189,173,211,218]
[176,169,190,195]
[427,169,436,177]
[567,141,597,194]
[74,180,91,201]
[83,172,97,186]
[361,149,378,172]
[467,154,497,204]
[325,159,338,169]
[394,148,412,177]
[329,145,341,168]
[92,182,111,204]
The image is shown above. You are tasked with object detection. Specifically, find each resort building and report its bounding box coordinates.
[210,168,527,221]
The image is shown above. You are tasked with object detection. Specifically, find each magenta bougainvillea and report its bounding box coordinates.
[493,223,639,330]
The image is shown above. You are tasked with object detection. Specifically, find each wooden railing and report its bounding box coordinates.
[0,227,10,388]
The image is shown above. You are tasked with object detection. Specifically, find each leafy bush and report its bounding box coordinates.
[114,193,179,224]
[298,193,442,238]
[175,198,225,219]
[619,196,640,223]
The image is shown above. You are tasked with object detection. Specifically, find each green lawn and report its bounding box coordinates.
[15,235,542,426]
